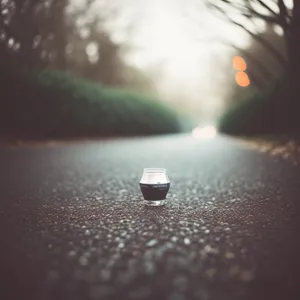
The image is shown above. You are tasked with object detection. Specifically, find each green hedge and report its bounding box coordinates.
[218,80,293,136]
[0,66,180,139]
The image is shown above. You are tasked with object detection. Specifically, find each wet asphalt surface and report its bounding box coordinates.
[0,134,300,300]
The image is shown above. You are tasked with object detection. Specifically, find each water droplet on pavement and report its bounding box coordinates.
[183,238,191,245]
[171,236,178,242]
[146,239,158,247]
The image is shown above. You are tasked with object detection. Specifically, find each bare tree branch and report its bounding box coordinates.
[193,31,275,87]
[278,0,289,24]
[218,0,277,16]
[207,2,287,65]
[254,0,278,17]
[218,38,274,84]
[220,0,289,28]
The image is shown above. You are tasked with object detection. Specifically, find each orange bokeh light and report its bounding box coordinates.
[233,56,247,71]
[235,71,250,87]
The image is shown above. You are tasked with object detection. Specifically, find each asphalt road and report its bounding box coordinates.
[0,134,300,300]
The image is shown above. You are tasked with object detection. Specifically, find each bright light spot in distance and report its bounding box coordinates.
[233,56,247,71]
[235,71,250,87]
[192,126,217,140]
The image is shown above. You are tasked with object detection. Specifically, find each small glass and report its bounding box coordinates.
[140,168,170,206]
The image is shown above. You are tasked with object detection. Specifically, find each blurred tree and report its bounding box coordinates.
[246,23,286,86]
[41,0,68,69]
[206,0,300,105]
[0,0,40,68]
[0,0,155,94]
[0,0,68,69]
[65,11,125,85]
[221,22,286,110]
[65,0,156,92]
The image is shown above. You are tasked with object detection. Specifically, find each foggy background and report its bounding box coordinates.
[69,0,286,122]
[0,0,290,139]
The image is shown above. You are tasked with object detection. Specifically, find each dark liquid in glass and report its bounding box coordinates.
[140,183,170,201]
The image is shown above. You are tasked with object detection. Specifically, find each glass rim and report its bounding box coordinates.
[143,168,166,173]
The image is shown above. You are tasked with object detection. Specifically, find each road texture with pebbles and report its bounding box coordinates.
[0,134,299,300]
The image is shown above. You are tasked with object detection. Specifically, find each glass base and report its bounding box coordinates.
[144,199,166,206]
